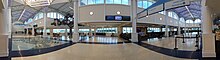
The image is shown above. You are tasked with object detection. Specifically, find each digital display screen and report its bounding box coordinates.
[115,16,122,20]
[122,16,130,21]
[106,15,130,21]
[106,16,115,20]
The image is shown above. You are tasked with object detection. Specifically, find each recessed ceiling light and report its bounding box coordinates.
[117,11,121,14]
[160,18,162,20]
[146,16,149,17]
[90,12,94,15]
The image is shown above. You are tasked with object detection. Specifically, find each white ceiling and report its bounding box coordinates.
[11,0,74,22]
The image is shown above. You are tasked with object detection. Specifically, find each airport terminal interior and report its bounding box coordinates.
[1,0,220,60]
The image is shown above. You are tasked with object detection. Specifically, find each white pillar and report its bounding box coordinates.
[32,26,35,36]
[94,27,97,36]
[0,0,10,56]
[50,28,53,37]
[131,0,138,42]
[43,11,47,37]
[65,29,68,37]
[26,28,29,35]
[89,27,93,37]
[117,26,123,37]
[201,0,216,57]
[184,20,187,35]
[73,0,79,42]
[164,11,169,37]
[8,7,11,38]
[178,18,181,35]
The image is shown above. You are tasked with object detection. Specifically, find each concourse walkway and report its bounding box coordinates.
[79,36,131,44]
[142,37,198,51]
[12,43,196,60]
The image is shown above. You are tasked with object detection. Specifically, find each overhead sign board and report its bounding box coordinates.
[148,4,164,15]
[165,0,190,10]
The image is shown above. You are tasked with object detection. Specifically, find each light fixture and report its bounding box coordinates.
[39,22,42,23]
[23,0,53,7]
[146,16,149,17]
[90,12,94,15]
[160,18,162,20]
[69,7,74,10]
[117,11,120,15]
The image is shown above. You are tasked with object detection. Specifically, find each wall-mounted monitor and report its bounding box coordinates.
[106,16,115,20]
[106,15,130,21]
[115,16,122,20]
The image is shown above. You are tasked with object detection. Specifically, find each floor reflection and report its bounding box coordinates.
[80,36,128,44]
[12,37,69,51]
[142,37,198,51]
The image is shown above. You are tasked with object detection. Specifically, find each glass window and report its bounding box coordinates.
[47,12,64,19]
[147,2,153,8]
[123,27,132,33]
[194,19,201,23]
[81,0,87,6]
[88,0,95,4]
[106,0,114,4]
[122,0,129,5]
[95,0,104,4]
[114,0,122,4]
[96,27,117,33]
[143,1,148,8]
[137,1,143,8]
[53,29,65,33]
[186,20,193,23]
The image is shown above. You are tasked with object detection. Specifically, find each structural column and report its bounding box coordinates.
[0,0,10,56]
[26,28,29,35]
[117,26,123,37]
[131,0,138,42]
[32,26,35,36]
[50,28,53,37]
[89,27,93,37]
[65,29,68,37]
[178,18,181,35]
[94,27,97,36]
[43,10,47,37]
[201,0,216,57]
[164,11,169,37]
[73,0,79,42]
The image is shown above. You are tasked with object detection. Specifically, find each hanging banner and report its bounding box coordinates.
[165,0,190,10]
[148,4,164,15]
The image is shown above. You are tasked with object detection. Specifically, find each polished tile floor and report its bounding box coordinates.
[12,37,69,51]
[80,36,125,43]
[11,36,199,60]
[142,37,198,51]
[12,43,196,60]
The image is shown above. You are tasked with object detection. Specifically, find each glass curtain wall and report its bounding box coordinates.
[123,27,132,33]
[25,12,65,24]
[96,27,117,33]
[80,0,155,8]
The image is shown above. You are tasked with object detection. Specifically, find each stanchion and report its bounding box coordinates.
[182,35,185,43]
[174,37,178,50]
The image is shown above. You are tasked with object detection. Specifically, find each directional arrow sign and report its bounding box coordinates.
[165,0,190,10]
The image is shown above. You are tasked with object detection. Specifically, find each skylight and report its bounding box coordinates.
[23,0,53,7]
